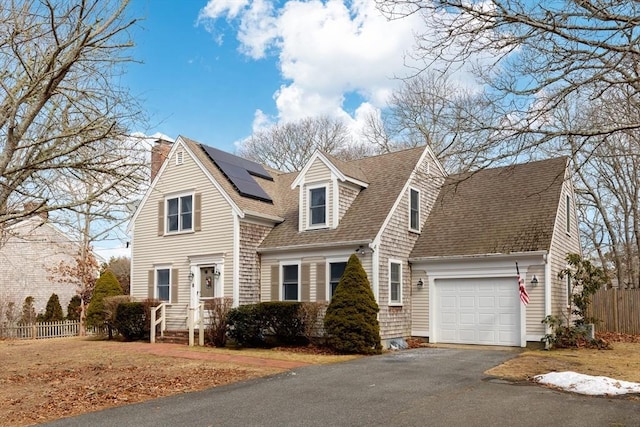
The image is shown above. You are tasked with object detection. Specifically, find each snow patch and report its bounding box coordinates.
[535,371,640,396]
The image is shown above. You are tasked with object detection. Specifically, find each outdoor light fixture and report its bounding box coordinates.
[531,275,539,287]
[188,271,195,281]
[417,279,424,287]
[213,266,221,279]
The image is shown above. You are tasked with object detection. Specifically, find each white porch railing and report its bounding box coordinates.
[150,302,167,344]
[188,302,205,346]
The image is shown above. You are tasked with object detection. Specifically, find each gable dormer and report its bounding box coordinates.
[291,151,368,232]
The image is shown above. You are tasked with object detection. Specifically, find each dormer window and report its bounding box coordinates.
[309,186,327,227]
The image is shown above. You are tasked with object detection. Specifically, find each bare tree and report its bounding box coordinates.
[362,72,499,172]
[0,0,144,227]
[237,116,363,172]
[376,0,640,152]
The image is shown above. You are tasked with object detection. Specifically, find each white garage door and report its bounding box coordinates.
[435,277,520,346]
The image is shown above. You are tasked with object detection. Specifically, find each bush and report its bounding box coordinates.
[542,253,610,349]
[114,302,146,341]
[205,297,233,347]
[42,293,64,322]
[227,304,264,347]
[324,254,382,354]
[260,302,305,345]
[20,296,37,324]
[299,302,327,343]
[86,270,124,329]
[226,302,311,347]
[67,295,81,321]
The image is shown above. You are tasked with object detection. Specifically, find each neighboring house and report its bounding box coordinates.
[129,135,580,347]
[0,214,79,319]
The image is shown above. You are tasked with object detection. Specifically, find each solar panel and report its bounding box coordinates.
[199,144,273,202]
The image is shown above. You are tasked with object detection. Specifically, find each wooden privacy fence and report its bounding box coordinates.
[587,288,640,335]
[0,320,80,339]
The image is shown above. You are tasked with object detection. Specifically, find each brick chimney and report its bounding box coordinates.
[150,138,173,182]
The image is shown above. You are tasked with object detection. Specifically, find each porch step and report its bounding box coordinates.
[156,330,203,345]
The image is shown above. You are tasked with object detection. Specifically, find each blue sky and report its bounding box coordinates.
[99,0,478,258]
[122,0,440,152]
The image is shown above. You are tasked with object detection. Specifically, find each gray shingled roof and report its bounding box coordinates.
[410,157,568,259]
[259,146,427,250]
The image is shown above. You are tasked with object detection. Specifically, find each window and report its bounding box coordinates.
[390,261,402,304]
[167,194,193,232]
[329,261,347,299]
[566,194,571,234]
[309,186,326,226]
[156,268,170,301]
[409,188,420,231]
[282,264,299,301]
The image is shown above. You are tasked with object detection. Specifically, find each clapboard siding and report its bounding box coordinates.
[548,176,582,320]
[131,144,235,311]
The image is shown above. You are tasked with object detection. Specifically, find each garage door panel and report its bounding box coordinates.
[459,313,475,325]
[435,277,520,346]
[478,296,495,308]
[478,313,494,325]
[459,296,475,309]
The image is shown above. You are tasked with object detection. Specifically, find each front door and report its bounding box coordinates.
[190,265,216,323]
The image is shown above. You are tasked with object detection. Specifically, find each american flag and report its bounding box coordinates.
[518,271,529,305]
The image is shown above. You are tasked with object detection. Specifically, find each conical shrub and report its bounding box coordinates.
[43,293,64,322]
[86,270,123,328]
[324,254,382,354]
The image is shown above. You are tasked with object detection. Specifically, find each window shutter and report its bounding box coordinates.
[301,263,310,302]
[157,200,164,236]
[171,269,178,304]
[316,263,326,302]
[270,265,279,301]
[194,193,202,232]
[148,270,154,299]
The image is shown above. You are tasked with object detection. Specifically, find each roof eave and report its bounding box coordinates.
[409,250,549,263]
[258,239,372,254]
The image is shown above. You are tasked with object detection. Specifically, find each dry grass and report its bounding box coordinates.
[486,342,640,383]
[0,337,356,426]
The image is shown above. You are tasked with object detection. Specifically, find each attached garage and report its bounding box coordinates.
[434,277,521,346]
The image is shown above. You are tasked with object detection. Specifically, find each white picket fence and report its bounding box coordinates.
[0,320,92,339]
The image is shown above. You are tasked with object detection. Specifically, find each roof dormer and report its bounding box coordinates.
[291,151,368,232]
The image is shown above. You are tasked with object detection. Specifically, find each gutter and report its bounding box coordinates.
[409,250,549,263]
[258,239,372,254]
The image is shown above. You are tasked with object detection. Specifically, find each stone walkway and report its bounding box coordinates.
[123,342,312,370]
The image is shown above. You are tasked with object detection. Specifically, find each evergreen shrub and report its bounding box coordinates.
[114,302,146,341]
[324,254,382,354]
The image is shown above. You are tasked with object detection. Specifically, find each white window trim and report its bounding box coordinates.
[280,260,301,302]
[389,259,403,306]
[326,257,349,300]
[155,265,172,302]
[307,183,329,230]
[409,187,421,233]
[165,191,195,234]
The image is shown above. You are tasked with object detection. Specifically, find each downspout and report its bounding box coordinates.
[544,252,552,349]
[371,240,380,304]
[233,213,240,307]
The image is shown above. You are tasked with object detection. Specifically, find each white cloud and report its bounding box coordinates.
[200,0,487,140]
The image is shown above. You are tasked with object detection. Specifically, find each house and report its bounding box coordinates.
[0,213,80,318]
[129,135,580,347]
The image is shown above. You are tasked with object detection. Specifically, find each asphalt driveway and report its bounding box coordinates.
[45,347,639,427]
